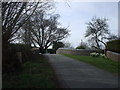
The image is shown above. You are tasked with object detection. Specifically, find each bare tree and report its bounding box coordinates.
[2,2,37,47]
[63,42,73,49]
[85,17,110,49]
[25,12,69,54]
[107,34,118,41]
[2,1,53,48]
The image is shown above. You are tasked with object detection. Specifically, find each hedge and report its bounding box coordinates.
[106,39,120,53]
[10,44,32,62]
[3,43,32,73]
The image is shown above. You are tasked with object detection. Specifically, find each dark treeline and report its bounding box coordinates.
[2,1,69,73]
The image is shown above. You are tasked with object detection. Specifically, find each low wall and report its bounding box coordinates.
[56,48,103,56]
[106,51,120,62]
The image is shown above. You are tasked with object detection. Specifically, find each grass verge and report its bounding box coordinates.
[3,53,58,88]
[63,54,120,75]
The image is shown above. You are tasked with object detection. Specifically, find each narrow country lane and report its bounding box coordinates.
[45,54,118,88]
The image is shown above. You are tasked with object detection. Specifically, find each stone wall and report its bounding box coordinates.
[56,48,103,56]
[106,51,120,62]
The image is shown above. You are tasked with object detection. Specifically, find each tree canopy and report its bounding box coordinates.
[2,1,53,48]
[85,17,110,49]
[22,12,69,53]
[53,41,64,53]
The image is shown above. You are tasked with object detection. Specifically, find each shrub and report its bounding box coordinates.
[10,44,32,62]
[106,39,120,53]
[47,49,55,54]
[2,46,22,73]
[76,45,86,49]
[53,42,64,53]
[3,43,32,73]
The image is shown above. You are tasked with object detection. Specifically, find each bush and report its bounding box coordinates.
[10,44,32,62]
[47,49,55,54]
[53,42,64,53]
[76,45,87,49]
[2,46,21,73]
[106,39,120,53]
[2,43,32,73]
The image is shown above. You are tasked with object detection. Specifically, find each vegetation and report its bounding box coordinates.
[27,11,69,53]
[76,45,86,49]
[2,43,32,73]
[76,40,88,49]
[53,41,64,53]
[106,39,120,53]
[2,1,119,88]
[47,49,55,54]
[2,1,55,73]
[21,11,69,54]
[10,44,32,62]
[2,1,68,88]
[2,47,22,73]
[2,2,43,48]
[2,1,69,53]
[85,16,117,49]
[3,54,58,88]
[63,54,119,74]
[63,42,74,49]
[2,1,69,73]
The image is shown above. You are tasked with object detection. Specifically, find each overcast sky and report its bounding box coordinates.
[54,1,118,48]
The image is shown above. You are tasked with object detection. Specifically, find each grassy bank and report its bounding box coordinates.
[63,54,119,75]
[3,54,58,88]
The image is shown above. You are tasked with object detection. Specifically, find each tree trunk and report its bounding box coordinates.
[39,47,46,54]
[95,39,100,49]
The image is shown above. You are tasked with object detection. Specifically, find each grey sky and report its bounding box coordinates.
[54,1,118,48]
